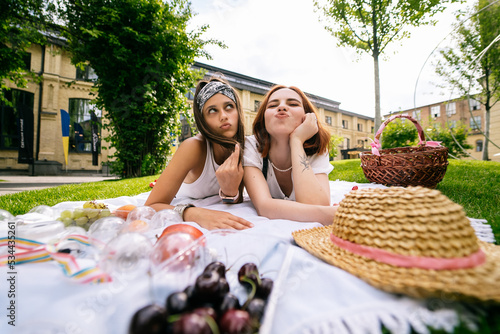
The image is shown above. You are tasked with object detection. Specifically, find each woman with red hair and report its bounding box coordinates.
[243,85,337,225]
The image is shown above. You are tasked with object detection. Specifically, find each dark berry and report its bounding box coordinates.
[195,270,221,302]
[204,261,226,278]
[256,278,273,300]
[129,304,167,334]
[238,263,260,289]
[192,306,218,322]
[166,291,189,315]
[246,298,266,321]
[219,309,253,334]
[219,293,240,315]
[172,312,212,334]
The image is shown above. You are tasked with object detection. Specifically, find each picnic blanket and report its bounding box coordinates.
[0,180,495,334]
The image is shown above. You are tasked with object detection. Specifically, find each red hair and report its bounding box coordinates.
[253,85,330,157]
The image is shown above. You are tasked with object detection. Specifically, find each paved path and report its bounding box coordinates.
[0,175,119,196]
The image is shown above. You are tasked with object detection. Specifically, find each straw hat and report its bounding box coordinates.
[292,186,500,302]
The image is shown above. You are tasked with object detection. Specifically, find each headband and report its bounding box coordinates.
[196,81,236,112]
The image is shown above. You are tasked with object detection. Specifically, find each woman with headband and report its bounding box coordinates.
[243,85,338,225]
[145,78,253,230]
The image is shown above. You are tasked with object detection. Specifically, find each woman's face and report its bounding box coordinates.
[202,93,239,138]
[264,88,305,137]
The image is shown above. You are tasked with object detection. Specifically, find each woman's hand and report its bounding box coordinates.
[216,143,243,197]
[290,113,318,144]
[183,207,254,230]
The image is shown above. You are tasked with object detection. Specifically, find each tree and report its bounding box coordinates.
[61,0,219,177]
[426,120,473,158]
[328,134,344,160]
[0,0,59,103]
[313,0,463,134]
[435,0,500,160]
[381,116,472,157]
[381,117,418,148]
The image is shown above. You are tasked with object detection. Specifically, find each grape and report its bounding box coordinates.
[73,208,85,219]
[75,216,89,227]
[60,210,73,219]
[84,208,99,219]
[100,209,111,217]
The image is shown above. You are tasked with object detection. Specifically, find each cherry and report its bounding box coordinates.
[256,278,274,300]
[195,270,222,303]
[246,298,266,321]
[172,312,212,334]
[217,277,230,298]
[204,261,226,278]
[166,291,189,315]
[184,284,196,301]
[129,304,167,334]
[218,293,240,315]
[192,306,218,322]
[238,263,260,290]
[219,309,253,334]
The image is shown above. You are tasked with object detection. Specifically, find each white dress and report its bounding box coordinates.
[175,139,220,200]
[243,135,334,201]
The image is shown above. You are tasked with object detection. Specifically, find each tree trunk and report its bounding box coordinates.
[482,107,490,160]
[373,53,381,134]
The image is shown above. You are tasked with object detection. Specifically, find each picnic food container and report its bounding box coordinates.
[360,114,448,188]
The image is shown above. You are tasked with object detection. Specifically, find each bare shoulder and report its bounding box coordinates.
[172,135,206,166]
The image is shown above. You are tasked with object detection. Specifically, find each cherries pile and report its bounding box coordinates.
[129,261,274,334]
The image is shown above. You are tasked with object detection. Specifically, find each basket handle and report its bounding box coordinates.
[369,114,442,156]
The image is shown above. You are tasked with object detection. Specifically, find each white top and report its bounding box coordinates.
[175,139,220,200]
[243,135,334,201]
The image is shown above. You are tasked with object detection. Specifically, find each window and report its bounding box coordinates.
[0,89,34,150]
[446,102,456,117]
[371,126,374,133]
[325,116,332,125]
[431,106,440,118]
[447,120,457,129]
[476,140,483,152]
[68,99,101,153]
[254,100,261,112]
[22,52,31,71]
[76,65,98,81]
[470,116,481,130]
[342,120,348,129]
[357,123,363,131]
[469,98,481,111]
[413,109,421,121]
[357,140,364,148]
[345,138,350,149]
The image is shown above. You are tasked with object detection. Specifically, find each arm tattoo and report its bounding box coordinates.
[299,154,311,172]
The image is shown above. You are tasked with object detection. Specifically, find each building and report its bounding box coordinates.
[1,39,374,175]
[385,97,500,162]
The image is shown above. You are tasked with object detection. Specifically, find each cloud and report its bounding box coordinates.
[189,0,473,118]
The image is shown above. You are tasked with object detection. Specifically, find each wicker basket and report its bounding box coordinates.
[360,115,449,188]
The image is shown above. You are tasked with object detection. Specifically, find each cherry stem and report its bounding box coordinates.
[241,277,257,310]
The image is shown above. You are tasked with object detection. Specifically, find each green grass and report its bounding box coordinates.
[0,159,499,333]
[0,175,157,216]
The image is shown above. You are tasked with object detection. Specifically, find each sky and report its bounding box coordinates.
[187,0,475,118]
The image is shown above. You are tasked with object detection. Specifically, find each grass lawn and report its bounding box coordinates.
[0,158,499,332]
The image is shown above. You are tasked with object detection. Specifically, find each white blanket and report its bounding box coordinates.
[0,181,494,334]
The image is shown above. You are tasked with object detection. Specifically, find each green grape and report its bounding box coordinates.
[60,210,73,219]
[84,208,99,219]
[73,208,85,219]
[62,217,74,226]
[75,216,89,227]
[100,209,111,218]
